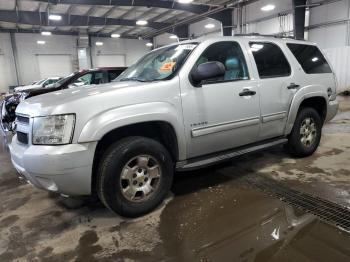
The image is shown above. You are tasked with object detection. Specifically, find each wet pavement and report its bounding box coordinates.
[0,96,350,262]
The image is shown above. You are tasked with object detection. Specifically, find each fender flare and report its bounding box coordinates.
[284,88,328,135]
[78,102,186,159]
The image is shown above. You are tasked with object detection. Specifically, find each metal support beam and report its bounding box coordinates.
[0,10,170,29]
[210,9,233,36]
[10,33,20,86]
[174,24,189,39]
[33,0,215,15]
[0,28,139,39]
[293,0,306,40]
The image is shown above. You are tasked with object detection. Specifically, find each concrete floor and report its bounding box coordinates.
[1,96,350,262]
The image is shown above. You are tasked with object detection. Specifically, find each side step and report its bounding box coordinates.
[176,138,288,171]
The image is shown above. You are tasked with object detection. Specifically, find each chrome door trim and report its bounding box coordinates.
[191,116,260,138]
[262,111,287,123]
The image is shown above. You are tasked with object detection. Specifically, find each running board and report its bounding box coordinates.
[176,138,288,171]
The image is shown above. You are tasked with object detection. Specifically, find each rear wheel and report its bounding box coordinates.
[97,136,173,217]
[286,107,322,157]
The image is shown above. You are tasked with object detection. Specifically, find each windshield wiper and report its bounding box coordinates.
[119,77,147,82]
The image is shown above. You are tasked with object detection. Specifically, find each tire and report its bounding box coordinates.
[97,136,173,218]
[286,107,322,157]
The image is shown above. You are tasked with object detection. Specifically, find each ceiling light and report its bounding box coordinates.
[37,40,46,45]
[95,42,103,46]
[169,35,178,39]
[205,23,215,29]
[136,20,148,26]
[146,42,153,47]
[48,14,62,21]
[41,31,51,36]
[111,33,121,38]
[178,0,194,3]
[261,4,275,11]
[312,57,319,62]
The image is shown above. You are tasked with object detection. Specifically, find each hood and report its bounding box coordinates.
[16,81,147,117]
[15,84,42,92]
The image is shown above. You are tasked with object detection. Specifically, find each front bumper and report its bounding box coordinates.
[9,135,97,196]
[325,99,339,123]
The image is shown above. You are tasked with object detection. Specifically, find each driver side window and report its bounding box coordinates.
[195,41,249,83]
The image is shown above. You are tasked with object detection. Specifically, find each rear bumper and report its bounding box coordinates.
[9,135,97,196]
[325,99,339,123]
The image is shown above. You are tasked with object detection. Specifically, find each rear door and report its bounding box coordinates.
[248,41,297,140]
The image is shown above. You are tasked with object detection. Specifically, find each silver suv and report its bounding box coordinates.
[10,36,339,217]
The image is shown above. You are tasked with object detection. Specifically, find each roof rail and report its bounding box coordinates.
[234,33,295,39]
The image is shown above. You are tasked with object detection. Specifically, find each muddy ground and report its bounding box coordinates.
[0,96,350,262]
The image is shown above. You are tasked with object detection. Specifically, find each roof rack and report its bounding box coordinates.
[234,33,295,39]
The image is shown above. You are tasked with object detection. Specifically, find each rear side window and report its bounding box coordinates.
[249,42,291,78]
[287,43,332,74]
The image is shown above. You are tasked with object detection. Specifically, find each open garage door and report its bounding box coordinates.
[95,54,126,67]
[37,54,73,79]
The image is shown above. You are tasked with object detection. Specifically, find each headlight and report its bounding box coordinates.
[1,102,6,117]
[19,92,28,102]
[32,114,75,145]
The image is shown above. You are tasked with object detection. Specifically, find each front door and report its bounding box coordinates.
[180,41,261,158]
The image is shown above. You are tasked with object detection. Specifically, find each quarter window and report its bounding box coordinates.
[109,70,124,81]
[249,42,291,78]
[194,41,249,83]
[287,43,332,74]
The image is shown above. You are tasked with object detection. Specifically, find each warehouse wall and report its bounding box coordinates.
[0,33,17,93]
[239,0,293,35]
[0,33,149,92]
[308,0,350,91]
[91,37,149,67]
[15,33,78,86]
[154,18,221,47]
[308,0,350,49]
[189,19,222,39]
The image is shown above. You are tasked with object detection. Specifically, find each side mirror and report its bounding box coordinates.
[191,61,225,86]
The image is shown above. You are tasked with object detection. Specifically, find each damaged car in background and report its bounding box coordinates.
[1,67,126,133]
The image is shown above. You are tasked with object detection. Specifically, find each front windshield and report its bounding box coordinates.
[116,43,197,82]
[50,73,75,88]
[35,79,46,85]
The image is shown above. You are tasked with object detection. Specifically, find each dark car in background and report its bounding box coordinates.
[1,67,126,132]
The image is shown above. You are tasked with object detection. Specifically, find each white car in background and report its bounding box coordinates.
[14,77,62,92]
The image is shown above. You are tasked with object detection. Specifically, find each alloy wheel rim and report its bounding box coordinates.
[299,117,317,148]
[120,155,161,202]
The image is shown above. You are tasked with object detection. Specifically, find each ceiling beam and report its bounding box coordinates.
[32,0,215,15]
[0,10,170,29]
[0,27,139,38]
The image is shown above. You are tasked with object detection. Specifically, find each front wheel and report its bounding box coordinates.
[286,107,322,157]
[97,136,173,217]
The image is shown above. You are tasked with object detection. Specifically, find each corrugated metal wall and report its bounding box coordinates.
[324,47,350,92]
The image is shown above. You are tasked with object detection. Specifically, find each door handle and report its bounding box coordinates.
[287,83,300,89]
[239,89,256,96]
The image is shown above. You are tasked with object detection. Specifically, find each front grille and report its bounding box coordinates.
[17,131,28,144]
[16,115,29,124]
